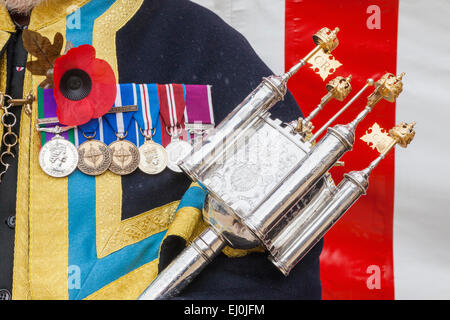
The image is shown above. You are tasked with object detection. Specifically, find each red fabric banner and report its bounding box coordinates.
[285,0,399,299]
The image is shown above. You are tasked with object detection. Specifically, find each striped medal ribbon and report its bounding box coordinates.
[103,89,140,176]
[158,84,192,173]
[134,84,168,175]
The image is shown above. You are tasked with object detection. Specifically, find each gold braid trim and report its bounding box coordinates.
[98,201,179,259]
[27,20,69,300]
[165,206,204,242]
[84,260,159,300]
[28,0,89,31]
[0,6,15,32]
[93,0,145,80]
[95,171,122,258]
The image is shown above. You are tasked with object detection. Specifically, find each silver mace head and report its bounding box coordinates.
[294,75,353,139]
[310,72,406,142]
[348,72,405,131]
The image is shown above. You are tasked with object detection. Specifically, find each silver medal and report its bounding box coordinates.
[165,138,193,173]
[39,135,78,178]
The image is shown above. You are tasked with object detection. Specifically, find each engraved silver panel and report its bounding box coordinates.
[200,116,309,220]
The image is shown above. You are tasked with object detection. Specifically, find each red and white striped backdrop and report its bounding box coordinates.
[192,0,450,300]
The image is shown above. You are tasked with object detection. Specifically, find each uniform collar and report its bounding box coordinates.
[0,0,90,32]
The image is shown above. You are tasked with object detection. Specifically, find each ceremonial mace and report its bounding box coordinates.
[138,27,412,299]
[268,120,416,274]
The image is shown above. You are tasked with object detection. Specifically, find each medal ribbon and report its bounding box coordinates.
[102,84,138,142]
[158,84,187,147]
[184,84,215,139]
[134,84,162,140]
[39,88,73,143]
[78,118,100,139]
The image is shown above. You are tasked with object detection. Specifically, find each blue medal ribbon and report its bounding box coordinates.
[133,84,161,139]
[102,84,139,143]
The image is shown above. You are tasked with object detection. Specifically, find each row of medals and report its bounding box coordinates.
[38,130,194,178]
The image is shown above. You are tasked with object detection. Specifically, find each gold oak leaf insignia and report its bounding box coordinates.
[22,30,64,89]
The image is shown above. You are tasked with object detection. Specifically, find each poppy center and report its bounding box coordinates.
[60,69,92,101]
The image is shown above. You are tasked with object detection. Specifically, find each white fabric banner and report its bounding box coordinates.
[395,0,450,300]
[192,0,285,74]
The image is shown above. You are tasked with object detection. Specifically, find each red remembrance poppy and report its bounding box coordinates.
[53,44,117,126]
